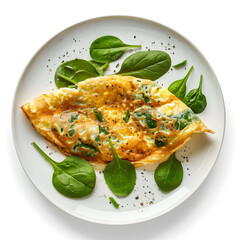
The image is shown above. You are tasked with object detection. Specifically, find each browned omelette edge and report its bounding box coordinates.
[133,127,213,167]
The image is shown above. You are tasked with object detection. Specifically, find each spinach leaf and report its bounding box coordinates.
[94,111,103,122]
[123,109,130,123]
[154,153,183,192]
[173,109,199,130]
[32,142,96,198]
[104,137,136,197]
[173,60,187,68]
[73,141,99,156]
[109,197,119,208]
[117,50,171,80]
[90,35,141,63]
[89,60,109,76]
[55,59,99,88]
[135,112,157,129]
[168,66,194,100]
[145,114,157,129]
[183,75,207,113]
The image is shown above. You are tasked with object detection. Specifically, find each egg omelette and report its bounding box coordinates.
[21,75,213,167]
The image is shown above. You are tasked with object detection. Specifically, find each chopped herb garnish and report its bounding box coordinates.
[142,93,150,103]
[55,124,64,133]
[160,123,168,131]
[68,129,75,137]
[123,109,130,123]
[73,143,80,150]
[69,114,78,123]
[135,112,157,129]
[155,140,165,147]
[94,111,103,122]
[99,126,109,135]
[95,135,101,142]
[109,197,119,208]
[84,151,90,156]
[173,60,187,68]
[145,117,157,129]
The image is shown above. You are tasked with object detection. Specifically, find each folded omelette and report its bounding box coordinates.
[21,75,213,167]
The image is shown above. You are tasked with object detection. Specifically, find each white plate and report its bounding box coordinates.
[12,16,225,225]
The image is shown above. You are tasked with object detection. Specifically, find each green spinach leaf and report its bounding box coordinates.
[73,141,99,156]
[104,137,136,197]
[135,112,157,129]
[154,153,183,192]
[55,59,99,88]
[173,109,199,130]
[117,50,171,80]
[90,35,141,63]
[168,66,194,100]
[183,75,207,113]
[32,142,96,198]
[89,60,109,76]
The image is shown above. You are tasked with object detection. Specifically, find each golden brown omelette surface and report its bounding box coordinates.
[21,75,213,167]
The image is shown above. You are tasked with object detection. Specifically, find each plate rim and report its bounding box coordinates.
[11,15,226,225]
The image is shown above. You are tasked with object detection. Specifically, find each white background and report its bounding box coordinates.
[1,0,238,239]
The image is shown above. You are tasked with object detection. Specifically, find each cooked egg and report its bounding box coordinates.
[21,75,213,167]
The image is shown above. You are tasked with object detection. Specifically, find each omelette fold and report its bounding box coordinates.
[21,75,213,167]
